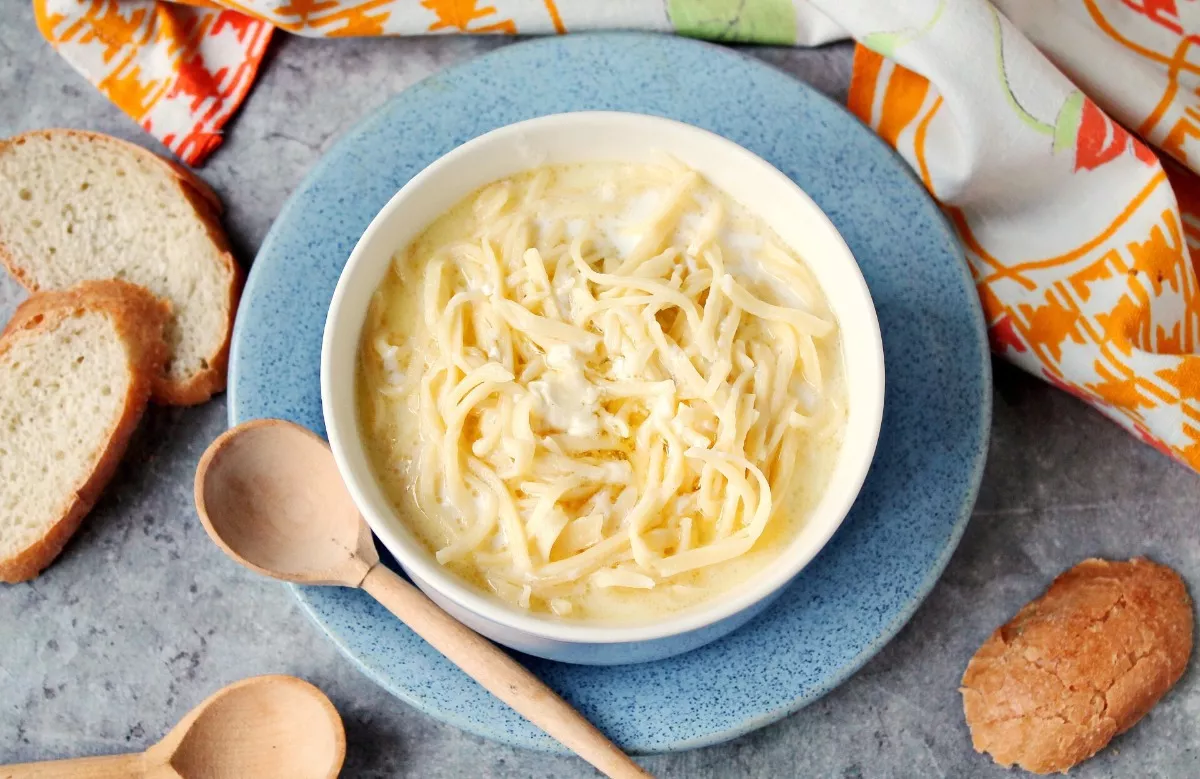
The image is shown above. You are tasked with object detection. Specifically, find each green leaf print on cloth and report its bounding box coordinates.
[987,7,1154,170]
[667,0,797,46]
[860,0,945,56]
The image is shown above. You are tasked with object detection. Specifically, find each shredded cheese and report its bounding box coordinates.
[361,160,843,619]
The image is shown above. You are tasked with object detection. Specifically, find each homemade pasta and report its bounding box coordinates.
[358,160,846,622]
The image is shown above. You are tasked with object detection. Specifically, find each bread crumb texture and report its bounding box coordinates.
[0,281,169,582]
[961,557,1193,774]
[0,130,239,404]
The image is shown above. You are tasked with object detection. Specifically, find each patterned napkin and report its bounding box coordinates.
[32,0,1200,472]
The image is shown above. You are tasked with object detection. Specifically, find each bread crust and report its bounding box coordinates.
[961,557,1194,774]
[0,129,243,406]
[0,280,170,582]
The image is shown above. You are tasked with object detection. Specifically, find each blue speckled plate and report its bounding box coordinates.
[229,33,991,753]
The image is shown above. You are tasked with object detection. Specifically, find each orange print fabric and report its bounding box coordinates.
[29,0,1200,471]
[31,0,581,163]
[835,0,1200,471]
[34,1,273,164]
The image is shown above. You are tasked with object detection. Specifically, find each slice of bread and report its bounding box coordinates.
[0,129,242,405]
[0,280,170,582]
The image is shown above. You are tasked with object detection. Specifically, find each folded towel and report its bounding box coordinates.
[31,0,1200,471]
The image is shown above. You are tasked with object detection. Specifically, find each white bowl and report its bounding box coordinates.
[322,112,884,665]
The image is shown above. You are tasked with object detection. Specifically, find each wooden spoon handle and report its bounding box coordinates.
[1,753,146,778]
[359,565,652,779]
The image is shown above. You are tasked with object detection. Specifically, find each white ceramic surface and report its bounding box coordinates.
[321,111,884,664]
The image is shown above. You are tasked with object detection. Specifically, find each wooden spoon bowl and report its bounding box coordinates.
[0,675,345,779]
[197,420,375,586]
[151,675,345,778]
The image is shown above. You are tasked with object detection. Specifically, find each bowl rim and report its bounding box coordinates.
[321,110,885,646]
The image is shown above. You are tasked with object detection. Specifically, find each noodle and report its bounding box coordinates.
[359,160,845,621]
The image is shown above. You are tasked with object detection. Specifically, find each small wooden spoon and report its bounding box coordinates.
[0,675,345,778]
[193,419,651,779]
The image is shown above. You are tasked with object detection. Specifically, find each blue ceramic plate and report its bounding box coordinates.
[229,33,991,753]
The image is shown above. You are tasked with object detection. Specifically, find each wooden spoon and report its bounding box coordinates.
[193,419,651,779]
[0,675,344,778]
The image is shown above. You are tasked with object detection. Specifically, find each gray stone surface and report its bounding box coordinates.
[1,3,1197,776]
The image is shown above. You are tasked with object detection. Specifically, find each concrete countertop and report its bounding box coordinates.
[2,5,1197,776]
